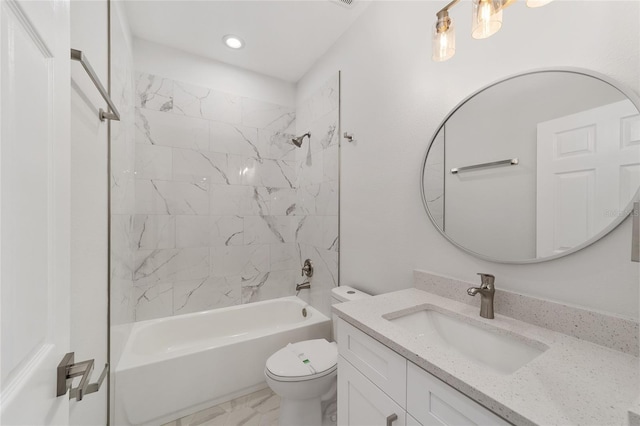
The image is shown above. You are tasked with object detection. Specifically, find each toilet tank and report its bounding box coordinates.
[330,286,371,341]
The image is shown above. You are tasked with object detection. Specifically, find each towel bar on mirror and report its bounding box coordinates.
[70,49,120,122]
[451,158,519,174]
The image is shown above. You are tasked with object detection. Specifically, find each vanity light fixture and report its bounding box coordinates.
[432,0,458,62]
[432,0,552,61]
[471,0,502,39]
[222,34,244,50]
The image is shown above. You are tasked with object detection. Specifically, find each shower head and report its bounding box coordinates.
[291,132,311,148]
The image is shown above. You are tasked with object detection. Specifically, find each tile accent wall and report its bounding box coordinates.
[294,74,340,318]
[132,72,301,321]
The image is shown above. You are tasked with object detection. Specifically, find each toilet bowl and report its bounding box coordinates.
[265,286,371,426]
[265,339,337,426]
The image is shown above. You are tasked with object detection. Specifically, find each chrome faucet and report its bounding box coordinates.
[295,280,311,296]
[296,281,311,291]
[467,273,495,319]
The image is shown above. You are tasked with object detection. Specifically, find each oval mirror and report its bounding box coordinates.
[421,69,640,263]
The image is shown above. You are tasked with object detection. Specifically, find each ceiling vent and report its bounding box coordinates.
[331,0,357,9]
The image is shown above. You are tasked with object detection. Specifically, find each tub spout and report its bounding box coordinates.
[295,281,310,296]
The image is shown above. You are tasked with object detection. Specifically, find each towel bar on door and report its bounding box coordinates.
[70,48,120,122]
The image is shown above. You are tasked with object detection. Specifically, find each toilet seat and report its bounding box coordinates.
[265,339,337,382]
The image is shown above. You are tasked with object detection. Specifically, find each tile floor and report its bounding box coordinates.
[162,388,280,426]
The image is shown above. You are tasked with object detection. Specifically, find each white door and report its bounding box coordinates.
[536,100,640,257]
[337,356,406,426]
[0,0,71,424]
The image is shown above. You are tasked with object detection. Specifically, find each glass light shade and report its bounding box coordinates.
[432,20,455,62]
[471,0,502,39]
[526,0,553,7]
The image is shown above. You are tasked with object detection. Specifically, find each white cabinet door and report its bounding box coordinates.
[338,319,407,406]
[536,100,640,257]
[407,363,510,426]
[0,0,71,424]
[338,356,406,426]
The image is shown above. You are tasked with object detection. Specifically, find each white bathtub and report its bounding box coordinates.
[114,296,331,426]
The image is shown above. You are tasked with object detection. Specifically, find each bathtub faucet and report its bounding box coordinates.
[295,280,311,296]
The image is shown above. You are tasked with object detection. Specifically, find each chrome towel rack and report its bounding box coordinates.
[451,158,519,174]
[70,49,120,122]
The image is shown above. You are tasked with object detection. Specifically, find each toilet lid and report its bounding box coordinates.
[266,339,337,379]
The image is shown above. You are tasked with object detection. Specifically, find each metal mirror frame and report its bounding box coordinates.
[420,67,640,264]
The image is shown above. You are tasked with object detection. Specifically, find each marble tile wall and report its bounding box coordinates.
[294,74,340,318]
[133,72,300,321]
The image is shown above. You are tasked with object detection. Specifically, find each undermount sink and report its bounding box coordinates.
[386,309,547,375]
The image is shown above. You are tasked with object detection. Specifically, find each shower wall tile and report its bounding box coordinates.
[259,130,297,161]
[315,182,339,216]
[132,71,301,321]
[173,81,242,124]
[322,217,339,252]
[133,281,174,321]
[295,216,323,247]
[132,215,176,250]
[175,215,211,248]
[135,179,209,215]
[323,145,339,183]
[270,244,298,271]
[244,216,294,245]
[135,144,173,180]
[173,277,241,316]
[172,148,230,185]
[210,184,261,216]
[211,215,244,246]
[294,73,340,318]
[241,270,296,304]
[136,108,209,150]
[269,188,297,216]
[210,245,270,277]
[308,111,339,153]
[210,121,263,158]
[135,72,173,112]
[134,248,210,285]
[242,98,296,134]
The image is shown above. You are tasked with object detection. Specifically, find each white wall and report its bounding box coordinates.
[70,1,109,424]
[133,38,296,107]
[297,0,640,319]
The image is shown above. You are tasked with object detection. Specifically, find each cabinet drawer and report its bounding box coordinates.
[338,356,406,426]
[407,362,510,426]
[337,319,406,406]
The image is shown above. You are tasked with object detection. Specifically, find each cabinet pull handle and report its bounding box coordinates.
[386,413,398,426]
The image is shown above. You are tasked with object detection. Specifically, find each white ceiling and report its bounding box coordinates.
[123,0,371,82]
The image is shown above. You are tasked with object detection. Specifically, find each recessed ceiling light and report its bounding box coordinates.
[222,35,244,50]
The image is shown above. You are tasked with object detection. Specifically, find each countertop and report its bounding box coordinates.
[333,288,639,426]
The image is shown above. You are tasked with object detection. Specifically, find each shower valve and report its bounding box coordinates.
[301,259,314,277]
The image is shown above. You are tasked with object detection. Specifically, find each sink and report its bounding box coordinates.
[386,309,547,375]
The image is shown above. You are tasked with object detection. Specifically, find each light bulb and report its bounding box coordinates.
[472,0,502,39]
[222,35,245,50]
[432,13,455,62]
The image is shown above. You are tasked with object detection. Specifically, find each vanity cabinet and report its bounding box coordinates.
[337,319,511,426]
[338,356,406,426]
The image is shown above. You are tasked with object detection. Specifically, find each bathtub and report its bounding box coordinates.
[114,296,331,426]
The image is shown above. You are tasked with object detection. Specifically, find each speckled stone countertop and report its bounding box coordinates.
[333,288,639,426]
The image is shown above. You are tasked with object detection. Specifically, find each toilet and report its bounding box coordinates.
[264,286,370,426]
